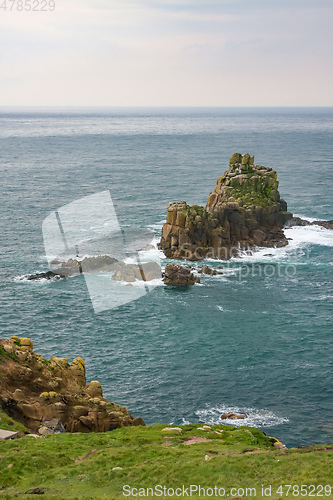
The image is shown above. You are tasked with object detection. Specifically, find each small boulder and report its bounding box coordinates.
[221,412,248,420]
[132,416,146,426]
[38,418,65,436]
[161,427,182,433]
[0,429,18,440]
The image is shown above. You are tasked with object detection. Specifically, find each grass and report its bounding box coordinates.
[0,409,28,434]
[0,347,17,364]
[0,423,332,499]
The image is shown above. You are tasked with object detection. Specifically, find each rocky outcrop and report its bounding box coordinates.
[286,217,333,230]
[0,337,144,433]
[163,264,198,286]
[24,256,119,281]
[111,261,161,282]
[160,153,293,260]
[24,257,162,283]
[50,255,119,277]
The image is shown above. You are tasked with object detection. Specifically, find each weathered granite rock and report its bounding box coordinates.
[314,220,333,230]
[0,336,144,433]
[111,261,161,282]
[51,255,119,277]
[0,429,18,440]
[285,217,311,228]
[132,416,146,426]
[38,418,65,435]
[163,264,196,286]
[24,256,120,281]
[160,154,293,260]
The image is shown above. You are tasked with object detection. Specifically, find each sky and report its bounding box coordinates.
[1,0,332,106]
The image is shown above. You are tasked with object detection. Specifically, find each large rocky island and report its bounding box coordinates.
[160,153,293,260]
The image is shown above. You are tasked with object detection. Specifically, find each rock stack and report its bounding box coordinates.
[0,337,144,433]
[160,153,293,260]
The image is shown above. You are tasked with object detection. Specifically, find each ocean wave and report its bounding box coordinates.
[138,238,166,263]
[222,224,333,265]
[216,305,231,312]
[285,224,333,248]
[115,277,164,288]
[195,405,289,428]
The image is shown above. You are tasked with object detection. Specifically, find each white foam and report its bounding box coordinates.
[224,224,333,266]
[147,220,165,231]
[124,277,164,288]
[285,224,333,248]
[216,305,231,312]
[292,213,320,223]
[13,274,60,284]
[138,238,166,263]
[195,405,289,428]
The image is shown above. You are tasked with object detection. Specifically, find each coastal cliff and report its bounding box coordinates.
[0,337,144,434]
[160,153,293,260]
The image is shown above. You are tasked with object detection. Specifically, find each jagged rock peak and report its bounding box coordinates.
[159,153,293,261]
[206,153,280,213]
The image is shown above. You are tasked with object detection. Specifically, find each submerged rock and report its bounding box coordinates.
[0,336,144,433]
[160,153,293,260]
[198,265,220,275]
[25,271,61,281]
[221,412,248,420]
[286,217,333,230]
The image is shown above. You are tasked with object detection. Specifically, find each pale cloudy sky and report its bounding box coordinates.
[1,0,332,106]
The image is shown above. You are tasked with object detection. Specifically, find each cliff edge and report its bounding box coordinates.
[0,337,144,434]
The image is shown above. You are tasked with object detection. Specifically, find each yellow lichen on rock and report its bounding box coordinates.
[71,357,85,370]
[51,356,69,366]
[20,337,33,351]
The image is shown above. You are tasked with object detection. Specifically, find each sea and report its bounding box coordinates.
[0,107,332,448]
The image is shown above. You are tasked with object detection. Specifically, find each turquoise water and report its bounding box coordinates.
[1,107,332,447]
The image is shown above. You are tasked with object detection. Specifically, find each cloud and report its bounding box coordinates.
[0,0,332,105]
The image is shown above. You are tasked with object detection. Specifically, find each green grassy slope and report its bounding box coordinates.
[0,424,332,499]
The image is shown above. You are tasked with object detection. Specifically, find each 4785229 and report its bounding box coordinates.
[273,485,332,497]
[0,0,55,11]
